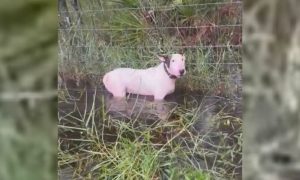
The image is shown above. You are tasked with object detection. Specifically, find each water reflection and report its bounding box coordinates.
[105,95,177,120]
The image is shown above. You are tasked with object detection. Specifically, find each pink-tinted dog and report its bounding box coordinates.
[103,54,186,100]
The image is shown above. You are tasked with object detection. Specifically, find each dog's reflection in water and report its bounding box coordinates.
[105,95,177,121]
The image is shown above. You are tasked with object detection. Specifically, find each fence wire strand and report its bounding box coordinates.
[60,45,242,49]
[59,1,242,13]
[59,24,242,31]
[58,53,242,64]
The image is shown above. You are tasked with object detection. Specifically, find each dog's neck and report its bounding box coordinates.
[161,63,177,80]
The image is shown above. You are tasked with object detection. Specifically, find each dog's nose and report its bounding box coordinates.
[179,69,185,76]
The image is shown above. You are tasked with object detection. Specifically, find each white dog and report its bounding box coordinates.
[103,54,186,100]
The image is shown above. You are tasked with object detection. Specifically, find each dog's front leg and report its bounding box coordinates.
[154,92,166,101]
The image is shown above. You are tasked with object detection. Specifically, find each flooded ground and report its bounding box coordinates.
[58,73,242,179]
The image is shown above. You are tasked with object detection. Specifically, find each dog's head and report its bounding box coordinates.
[158,53,186,78]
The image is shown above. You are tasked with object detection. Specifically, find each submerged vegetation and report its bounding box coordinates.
[58,0,242,179]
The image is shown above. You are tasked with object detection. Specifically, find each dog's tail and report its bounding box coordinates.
[103,73,109,88]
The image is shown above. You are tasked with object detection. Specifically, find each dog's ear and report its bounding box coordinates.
[158,55,170,67]
[158,55,169,62]
[179,49,184,56]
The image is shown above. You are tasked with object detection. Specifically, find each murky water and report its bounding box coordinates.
[58,73,242,179]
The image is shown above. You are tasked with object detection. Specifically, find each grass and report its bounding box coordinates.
[58,0,242,93]
[58,86,242,179]
[58,0,242,179]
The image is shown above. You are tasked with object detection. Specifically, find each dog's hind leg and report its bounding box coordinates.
[103,74,126,98]
[110,81,126,98]
[112,89,126,98]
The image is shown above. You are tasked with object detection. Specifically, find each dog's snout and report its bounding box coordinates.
[179,69,185,75]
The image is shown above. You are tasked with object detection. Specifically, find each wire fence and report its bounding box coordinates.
[58,0,242,89]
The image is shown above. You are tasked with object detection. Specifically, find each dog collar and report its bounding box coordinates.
[163,63,177,79]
